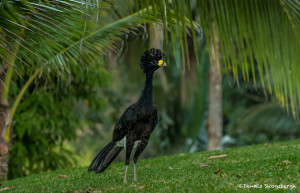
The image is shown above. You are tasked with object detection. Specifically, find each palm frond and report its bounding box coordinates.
[0,0,111,67]
[3,3,197,141]
[202,0,300,119]
[1,0,196,70]
[36,5,196,79]
[147,0,300,119]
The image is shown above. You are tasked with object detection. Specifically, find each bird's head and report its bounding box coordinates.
[140,48,166,73]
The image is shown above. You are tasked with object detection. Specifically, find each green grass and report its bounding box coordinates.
[2,140,299,192]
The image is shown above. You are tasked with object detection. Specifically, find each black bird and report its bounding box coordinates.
[88,48,166,184]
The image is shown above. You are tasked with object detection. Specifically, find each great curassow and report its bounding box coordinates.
[88,48,166,184]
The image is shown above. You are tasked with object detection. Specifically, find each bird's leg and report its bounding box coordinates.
[123,165,128,185]
[132,137,149,183]
[124,141,134,185]
[132,162,136,183]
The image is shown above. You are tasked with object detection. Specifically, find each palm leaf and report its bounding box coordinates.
[3,3,196,141]
[204,0,300,119]
[1,0,196,71]
[0,0,111,67]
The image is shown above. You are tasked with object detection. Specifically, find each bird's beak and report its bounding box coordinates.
[162,61,167,67]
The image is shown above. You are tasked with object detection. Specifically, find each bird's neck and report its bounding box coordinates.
[138,71,154,103]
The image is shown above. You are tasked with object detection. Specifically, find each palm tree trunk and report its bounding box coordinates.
[0,64,11,181]
[149,24,164,49]
[207,22,223,150]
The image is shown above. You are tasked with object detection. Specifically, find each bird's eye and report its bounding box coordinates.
[157,60,163,66]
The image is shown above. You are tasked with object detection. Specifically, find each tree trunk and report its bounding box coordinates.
[0,64,11,181]
[207,23,223,151]
[149,24,164,49]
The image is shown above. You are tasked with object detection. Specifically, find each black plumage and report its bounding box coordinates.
[88,48,166,184]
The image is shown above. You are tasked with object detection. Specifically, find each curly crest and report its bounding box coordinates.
[140,48,164,73]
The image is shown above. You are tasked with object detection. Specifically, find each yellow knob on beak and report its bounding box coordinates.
[158,60,167,67]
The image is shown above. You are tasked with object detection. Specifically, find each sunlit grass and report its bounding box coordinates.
[2,140,299,192]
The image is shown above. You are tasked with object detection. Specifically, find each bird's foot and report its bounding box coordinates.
[132,178,136,183]
[123,180,127,185]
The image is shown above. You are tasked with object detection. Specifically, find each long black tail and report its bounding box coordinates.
[88,142,123,173]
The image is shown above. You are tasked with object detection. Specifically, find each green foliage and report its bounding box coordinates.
[197,0,300,118]
[0,0,109,66]
[227,104,300,146]
[223,72,300,147]
[8,61,112,179]
[2,140,299,192]
[0,0,194,71]
[0,0,196,141]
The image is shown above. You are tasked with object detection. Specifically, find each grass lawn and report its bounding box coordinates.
[1,140,299,192]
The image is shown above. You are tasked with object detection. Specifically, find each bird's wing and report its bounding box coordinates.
[112,104,137,142]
